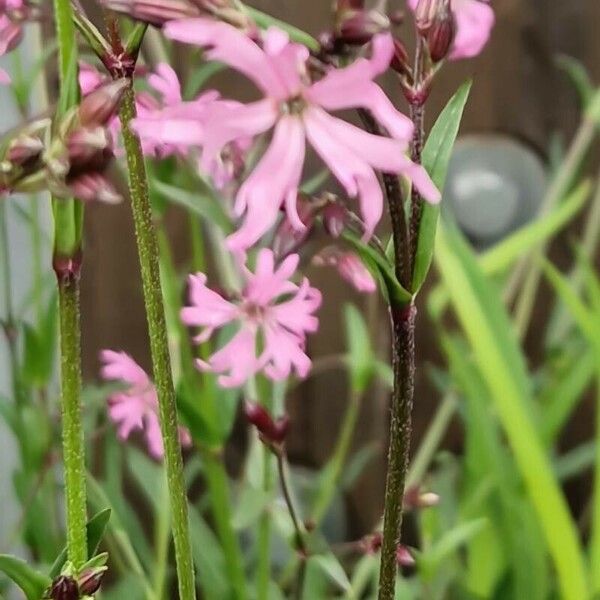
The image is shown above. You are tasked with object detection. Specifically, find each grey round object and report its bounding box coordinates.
[443,135,548,248]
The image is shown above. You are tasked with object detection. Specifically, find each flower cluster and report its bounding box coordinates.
[1,78,127,202]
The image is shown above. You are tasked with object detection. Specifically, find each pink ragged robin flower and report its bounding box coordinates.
[100,350,192,459]
[156,20,439,252]
[181,249,321,388]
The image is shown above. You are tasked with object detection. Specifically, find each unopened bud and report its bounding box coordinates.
[78,567,106,596]
[272,194,315,259]
[403,486,440,509]
[244,402,290,445]
[396,545,415,567]
[69,173,122,204]
[67,127,111,167]
[322,203,347,238]
[79,78,129,127]
[5,135,44,168]
[101,0,201,25]
[360,532,383,555]
[336,9,390,46]
[413,0,443,33]
[427,4,455,62]
[390,38,412,78]
[48,575,79,600]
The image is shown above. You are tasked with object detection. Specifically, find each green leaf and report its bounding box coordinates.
[480,180,591,274]
[344,304,375,394]
[153,180,232,233]
[556,55,595,108]
[49,508,112,578]
[244,6,319,51]
[342,231,411,305]
[310,554,351,592]
[0,555,50,600]
[231,486,272,530]
[412,81,472,293]
[435,223,589,600]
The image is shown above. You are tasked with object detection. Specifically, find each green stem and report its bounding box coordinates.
[52,0,87,568]
[153,476,171,599]
[118,85,196,600]
[202,450,248,600]
[256,448,273,600]
[57,273,88,567]
[311,390,362,524]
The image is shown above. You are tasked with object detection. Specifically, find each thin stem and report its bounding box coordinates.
[202,450,248,600]
[118,84,196,600]
[57,272,88,567]
[311,390,362,524]
[377,304,416,600]
[256,449,273,600]
[275,452,307,599]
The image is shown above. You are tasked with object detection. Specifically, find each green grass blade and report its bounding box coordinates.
[435,223,589,599]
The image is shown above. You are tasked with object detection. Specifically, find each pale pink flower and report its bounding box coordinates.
[162,20,440,252]
[100,350,192,459]
[181,249,321,387]
[0,0,28,83]
[313,247,377,294]
[408,0,494,60]
[0,67,9,84]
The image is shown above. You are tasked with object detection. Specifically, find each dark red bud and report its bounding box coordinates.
[244,402,290,445]
[390,38,412,78]
[68,173,122,204]
[52,249,83,284]
[78,568,106,595]
[336,9,389,46]
[48,576,79,600]
[427,6,455,62]
[322,203,347,238]
[360,532,383,555]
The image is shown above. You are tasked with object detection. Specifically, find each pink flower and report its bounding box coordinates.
[313,248,377,294]
[100,350,192,459]
[408,0,494,60]
[0,67,9,84]
[181,249,321,387]
[0,0,29,83]
[161,20,439,252]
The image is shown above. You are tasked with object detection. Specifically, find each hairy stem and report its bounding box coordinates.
[377,304,416,600]
[52,0,88,567]
[56,270,88,567]
[118,85,196,600]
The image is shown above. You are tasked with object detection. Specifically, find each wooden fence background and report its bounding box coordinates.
[78,0,600,534]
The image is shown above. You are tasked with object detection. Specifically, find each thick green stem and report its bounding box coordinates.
[591,370,600,594]
[118,85,196,600]
[52,0,87,567]
[57,272,88,567]
[377,304,416,600]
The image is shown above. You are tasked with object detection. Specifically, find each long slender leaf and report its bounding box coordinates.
[435,223,589,599]
[412,81,472,292]
[0,556,50,600]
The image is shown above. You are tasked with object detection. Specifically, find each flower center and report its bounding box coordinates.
[242,301,268,323]
[280,95,307,116]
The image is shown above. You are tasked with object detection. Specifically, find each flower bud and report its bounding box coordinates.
[68,172,122,204]
[244,401,290,445]
[413,0,442,33]
[322,203,347,238]
[396,545,415,567]
[427,2,455,62]
[78,78,129,127]
[78,567,106,596]
[101,0,201,26]
[272,194,315,259]
[360,532,383,555]
[67,127,111,167]
[48,575,79,600]
[335,9,390,46]
[390,38,412,79]
[403,485,440,509]
[313,247,376,294]
[5,134,44,168]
